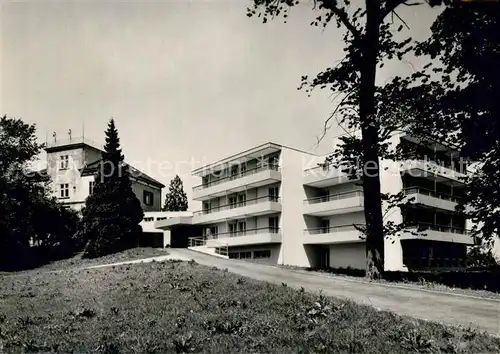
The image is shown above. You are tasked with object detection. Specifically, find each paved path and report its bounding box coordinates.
[74,248,500,335]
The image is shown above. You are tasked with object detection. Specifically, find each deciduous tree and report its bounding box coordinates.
[248,0,439,278]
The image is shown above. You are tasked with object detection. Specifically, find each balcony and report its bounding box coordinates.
[303,190,364,216]
[403,187,460,212]
[205,227,282,247]
[400,159,466,186]
[192,195,282,224]
[303,224,365,245]
[303,165,358,188]
[192,164,281,200]
[400,222,474,245]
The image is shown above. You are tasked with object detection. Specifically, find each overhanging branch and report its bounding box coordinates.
[316,0,363,41]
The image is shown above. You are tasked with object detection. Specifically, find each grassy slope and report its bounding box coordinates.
[28,247,169,272]
[1,260,499,353]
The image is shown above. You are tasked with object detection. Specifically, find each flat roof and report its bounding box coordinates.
[154,216,194,229]
[191,141,318,176]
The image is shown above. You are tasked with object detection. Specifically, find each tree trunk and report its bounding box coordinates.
[360,0,385,280]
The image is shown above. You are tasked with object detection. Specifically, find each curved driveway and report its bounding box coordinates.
[168,248,500,336]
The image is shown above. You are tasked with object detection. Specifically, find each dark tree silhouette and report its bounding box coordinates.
[79,119,144,258]
[0,115,79,270]
[162,175,188,211]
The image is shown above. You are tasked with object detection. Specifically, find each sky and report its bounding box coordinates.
[1,0,441,209]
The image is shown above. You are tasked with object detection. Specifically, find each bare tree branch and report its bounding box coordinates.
[392,10,410,29]
[315,0,363,40]
[381,0,413,20]
[315,90,356,147]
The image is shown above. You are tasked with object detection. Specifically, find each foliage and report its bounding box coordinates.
[400,3,500,244]
[0,115,79,270]
[466,245,499,271]
[163,174,188,211]
[78,119,144,258]
[247,0,445,278]
[1,260,499,353]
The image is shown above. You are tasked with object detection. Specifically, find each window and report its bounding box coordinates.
[237,221,246,235]
[144,217,154,222]
[209,199,219,213]
[156,217,167,221]
[229,251,252,259]
[254,250,271,259]
[321,219,330,234]
[205,226,218,239]
[229,223,237,236]
[240,163,247,175]
[143,191,154,206]
[59,183,69,198]
[230,165,238,180]
[269,186,279,202]
[210,226,218,237]
[237,193,246,207]
[320,190,330,202]
[89,181,95,195]
[229,195,237,209]
[240,251,252,259]
[269,216,279,233]
[59,155,69,170]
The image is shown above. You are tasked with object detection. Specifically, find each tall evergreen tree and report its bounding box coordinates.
[79,119,144,258]
[162,175,188,211]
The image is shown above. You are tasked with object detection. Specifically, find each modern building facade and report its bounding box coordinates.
[37,137,165,212]
[157,134,474,271]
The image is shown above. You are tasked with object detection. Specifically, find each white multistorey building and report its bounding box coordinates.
[157,136,474,271]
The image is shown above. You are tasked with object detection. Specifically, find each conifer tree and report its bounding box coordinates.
[162,175,188,211]
[79,119,144,258]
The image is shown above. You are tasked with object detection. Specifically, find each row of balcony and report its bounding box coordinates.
[303,159,466,188]
[191,221,473,247]
[193,156,465,203]
[303,190,364,216]
[193,195,281,224]
[192,185,464,226]
[193,164,282,200]
[204,227,282,247]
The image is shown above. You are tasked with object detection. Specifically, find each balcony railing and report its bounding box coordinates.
[205,227,281,239]
[193,164,280,191]
[194,194,280,216]
[406,222,470,235]
[303,190,363,205]
[411,158,467,175]
[403,187,461,203]
[303,224,364,235]
[303,164,332,176]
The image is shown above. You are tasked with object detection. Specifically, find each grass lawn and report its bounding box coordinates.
[1,260,499,353]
